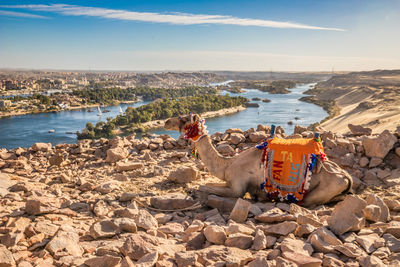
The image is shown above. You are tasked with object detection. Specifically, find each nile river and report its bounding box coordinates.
[0,83,327,149]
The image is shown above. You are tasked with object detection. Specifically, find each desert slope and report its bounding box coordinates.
[309,70,400,134]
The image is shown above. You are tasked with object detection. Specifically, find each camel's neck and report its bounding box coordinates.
[195,135,232,180]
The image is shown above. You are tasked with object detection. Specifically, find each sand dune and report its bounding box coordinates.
[309,70,400,134]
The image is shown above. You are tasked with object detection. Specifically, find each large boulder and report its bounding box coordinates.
[106,147,129,163]
[328,195,367,235]
[362,130,397,159]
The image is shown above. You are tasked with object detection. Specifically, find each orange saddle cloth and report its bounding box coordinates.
[263,138,324,204]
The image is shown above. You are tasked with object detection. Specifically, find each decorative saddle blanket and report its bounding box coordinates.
[263,138,325,204]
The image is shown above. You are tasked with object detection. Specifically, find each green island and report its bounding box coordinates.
[77,94,248,139]
[72,86,217,105]
[217,80,297,94]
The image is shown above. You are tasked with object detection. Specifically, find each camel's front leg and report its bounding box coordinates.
[198,184,245,198]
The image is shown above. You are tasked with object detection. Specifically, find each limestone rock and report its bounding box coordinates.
[248,131,267,143]
[263,221,298,236]
[167,167,200,183]
[365,194,390,222]
[31,142,52,152]
[224,233,254,249]
[84,255,121,267]
[280,237,314,256]
[113,218,137,233]
[359,157,369,168]
[355,233,382,254]
[309,227,342,253]
[216,144,235,154]
[334,242,366,258]
[206,195,236,213]
[282,251,322,267]
[0,245,15,267]
[229,198,251,223]
[25,197,60,215]
[136,251,158,267]
[49,154,64,166]
[150,194,197,210]
[106,147,129,163]
[203,225,226,245]
[255,208,295,223]
[196,245,253,266]
[364,205,381,223]
[251,229,267,250]
[46,224,83,258]
[359,255,385,267]
[229,133,246,145]
[383,234,400,253]
[328,195,367,235]
[348,124,372,136]
[89,220,120,239]
[369,157,383,168]
[135,209,158,230]
[116,162,144,172]
[158,222,184,235]
[362,130,397,159]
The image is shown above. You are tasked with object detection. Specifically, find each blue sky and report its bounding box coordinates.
[0,0,399,71]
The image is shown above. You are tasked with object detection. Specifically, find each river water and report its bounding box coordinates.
[151,83,327,138]
[0,83,327,149]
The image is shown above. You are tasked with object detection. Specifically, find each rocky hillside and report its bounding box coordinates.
[1,124,400,266]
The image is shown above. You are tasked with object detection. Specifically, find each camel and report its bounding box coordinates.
[164,113,353,207]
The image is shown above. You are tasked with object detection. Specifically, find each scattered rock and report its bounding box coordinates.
[203,225,226,245]
[328,195,367,235]
[150,194,197,210]
[229,198,251,223]
[106,147,129,163]
[167,167,200,183]
[362,130,397,159]
[89,220,120,239]
[348,124,372,136]
[116,162,144,172]
[263,221,298,236]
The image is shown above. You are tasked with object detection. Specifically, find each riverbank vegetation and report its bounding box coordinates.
[76,95,248,139]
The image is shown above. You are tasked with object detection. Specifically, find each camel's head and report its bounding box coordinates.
[164,113,206,141]
[164,113,202,132]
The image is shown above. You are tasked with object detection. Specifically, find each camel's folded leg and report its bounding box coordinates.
[198,185,242,198]
[205,182,228,187]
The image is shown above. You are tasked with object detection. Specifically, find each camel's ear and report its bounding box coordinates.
[193,114,200,123]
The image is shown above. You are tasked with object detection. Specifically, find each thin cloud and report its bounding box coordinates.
[0,10,47,19]
[0,4,345,31]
